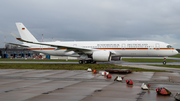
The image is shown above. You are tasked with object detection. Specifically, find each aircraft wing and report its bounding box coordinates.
[11,33,116,55]
[16,37,96,52]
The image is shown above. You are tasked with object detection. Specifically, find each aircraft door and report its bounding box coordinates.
[73,44,77,47]
[155,43,160,50]
[155,43,160,56]
[40,45,43,50]
[121,43,126,50]
[148,48,153,56]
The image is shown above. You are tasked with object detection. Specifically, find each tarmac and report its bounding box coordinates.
[0,65,180,101]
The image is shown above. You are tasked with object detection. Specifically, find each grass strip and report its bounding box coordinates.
[122,58,180,62]
[170,54,180,58]
[0,63,166,72]
[151,65,180,68]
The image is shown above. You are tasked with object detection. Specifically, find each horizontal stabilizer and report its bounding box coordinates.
[5,42,29,47]
[11,32,19,38]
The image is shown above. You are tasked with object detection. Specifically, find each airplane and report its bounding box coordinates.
[10,23,178,64]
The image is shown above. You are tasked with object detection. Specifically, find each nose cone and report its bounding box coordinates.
[173,50,179,55]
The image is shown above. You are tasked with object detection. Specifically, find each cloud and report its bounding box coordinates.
[0,0,180,48]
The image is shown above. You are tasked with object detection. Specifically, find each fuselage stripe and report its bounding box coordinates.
[27,48,175,51]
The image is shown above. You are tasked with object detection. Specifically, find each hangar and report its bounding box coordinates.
[0,44,77,60]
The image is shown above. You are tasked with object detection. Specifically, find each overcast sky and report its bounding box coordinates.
[0,0,180,48]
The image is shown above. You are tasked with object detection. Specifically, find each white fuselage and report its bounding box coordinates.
[14,23,179,63]
[26,40,178,57]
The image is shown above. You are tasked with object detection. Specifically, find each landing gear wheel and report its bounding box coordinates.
[84,60,88,64]
[90,60,93,64]
[93,61,96,64]
[79,60,83,64]
[163,61,166,65]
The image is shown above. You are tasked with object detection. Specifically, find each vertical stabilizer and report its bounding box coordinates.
[16,23,38,42]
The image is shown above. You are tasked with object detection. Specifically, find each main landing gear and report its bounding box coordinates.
[79,60,96,64]
[163,57,166,65]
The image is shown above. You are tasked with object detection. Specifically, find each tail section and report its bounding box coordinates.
[16,23,38,43]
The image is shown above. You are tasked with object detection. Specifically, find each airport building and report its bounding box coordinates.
[0,44,77,60]
[0,48,37,59]
[0,48,38,59]
[0,44,41,59]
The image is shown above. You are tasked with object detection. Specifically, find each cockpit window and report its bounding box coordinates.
[167,45,173,48]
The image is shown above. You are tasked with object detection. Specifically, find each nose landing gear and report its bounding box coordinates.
[163,61,166,65]
[163,57,166,65]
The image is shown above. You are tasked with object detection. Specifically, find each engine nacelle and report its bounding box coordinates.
[111,56,122,61]
[92,51,111,62]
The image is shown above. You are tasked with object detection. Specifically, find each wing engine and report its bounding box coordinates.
[92,51,111,62]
